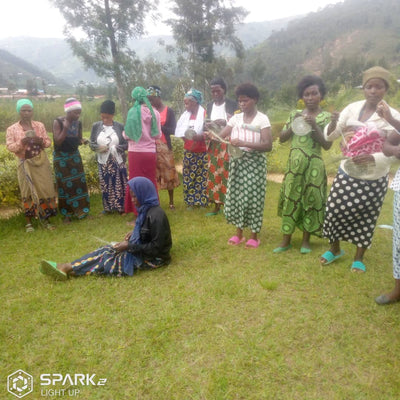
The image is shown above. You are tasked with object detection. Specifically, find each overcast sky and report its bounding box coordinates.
[2,0,344,39]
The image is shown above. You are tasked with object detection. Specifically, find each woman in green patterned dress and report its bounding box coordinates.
[219,83,273,249]
[274,76,332,254]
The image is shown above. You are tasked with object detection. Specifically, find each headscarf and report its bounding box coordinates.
[127,177,159,245]
[16,99,33,113]
[147,86,161,97]
[124,86,159,142]
[64,98,82,113]
[184,88,203,105]
[362,66,391,88]
[100,100,115,114]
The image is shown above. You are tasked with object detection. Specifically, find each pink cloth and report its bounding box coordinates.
[124,152,158,215]
[341,126,385,157]
[123,105,161,152]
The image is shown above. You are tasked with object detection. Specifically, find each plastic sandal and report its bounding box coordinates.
[25,224,34,233]
[320,250,345,265]
[273,244,292,253]
[228,236,246,245]
[245,239,260,249]
[350,260,366,273]
[40,260,68,281]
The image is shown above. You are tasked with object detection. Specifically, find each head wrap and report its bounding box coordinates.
[100,100,115,115]
[124,86,159,142]
[127,177,159,244]
[185,88,203,105]
[362,66,391,88]
[147,86,161,97]
[64,98,82,113]
[16,99,33,113]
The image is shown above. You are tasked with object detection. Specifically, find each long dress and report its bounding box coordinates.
[6,120,57,219]
[224,111,271,233]
[53,118,90,219]
[90,121,128,213]
[277,110,331,236]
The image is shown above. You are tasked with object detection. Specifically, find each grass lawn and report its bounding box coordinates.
[0,179,399,399]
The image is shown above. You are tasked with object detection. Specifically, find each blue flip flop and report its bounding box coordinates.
[351,260,366,273]
[40,260,68,281]
[320,250,345,265]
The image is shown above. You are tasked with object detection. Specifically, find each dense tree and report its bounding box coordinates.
[50,0,157,119]
[165,0,247,89]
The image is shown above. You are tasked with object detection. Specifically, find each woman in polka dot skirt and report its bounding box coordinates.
[320,66,400,273]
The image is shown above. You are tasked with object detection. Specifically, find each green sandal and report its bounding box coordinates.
[40,260,68,281]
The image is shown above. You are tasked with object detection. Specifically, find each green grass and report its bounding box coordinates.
[1,180,399,399]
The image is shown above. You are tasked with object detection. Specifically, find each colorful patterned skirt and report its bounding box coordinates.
[278,149,327,236]
[224,151,267,233]
[53,149,90,219]
[156,141,180,191]
[125,152,158,215]
[98,156,128,213]
[71,245,168,277]
[17,150,57,219]
[207,141,229,205]
[323,169,388,248]
[182,150,209,207]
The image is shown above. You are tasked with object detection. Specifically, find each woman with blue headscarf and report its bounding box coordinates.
[6,99,57,232]
[123,87,161,218]
[175,88,208,209]
[40,177,172,280]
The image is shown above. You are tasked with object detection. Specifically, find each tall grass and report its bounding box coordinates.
[0,180,399,399]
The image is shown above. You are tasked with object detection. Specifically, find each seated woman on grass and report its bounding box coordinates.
[40,177,172,280]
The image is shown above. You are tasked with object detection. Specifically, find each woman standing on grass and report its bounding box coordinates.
[147,85,180,210]
[218,83,273,249]
[175,88,208,209]
[123,87,161,218]
[320,66,400,273]
[375,103,400,305]
[53,98,90,223]
[274,76,332,254]
[6,99,57,232]
[90,100,128,215]
[40,177,172,279]
[204,78,238,216]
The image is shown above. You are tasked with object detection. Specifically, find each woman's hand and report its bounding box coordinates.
[97,145,109,153]
[113,241,129,253]
[230,138,243,147]
[124,231,132,241]
[376,100,391,120]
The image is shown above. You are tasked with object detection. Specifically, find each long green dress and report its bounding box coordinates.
[277,110,331,236]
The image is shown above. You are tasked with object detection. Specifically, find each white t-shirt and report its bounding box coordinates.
[210,103,227,121]
[227,111,271,151]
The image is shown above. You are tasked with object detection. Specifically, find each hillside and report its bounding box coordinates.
[0,48,67,90]
[243,0,400,92]
[0,18,291,86]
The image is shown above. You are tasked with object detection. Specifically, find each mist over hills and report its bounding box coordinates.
[0,0,399,93]
[0,17,292,88]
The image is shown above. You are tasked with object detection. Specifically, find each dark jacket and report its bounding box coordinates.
[127,206,172,262]
[161,107,177,150]
[206,98,238,121]
[89,120,127,161]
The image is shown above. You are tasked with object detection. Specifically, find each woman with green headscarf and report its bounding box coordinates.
[123,86,161,217]
[6,99,57,232]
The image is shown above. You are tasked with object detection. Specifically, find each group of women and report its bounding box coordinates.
[6,68,400,305]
